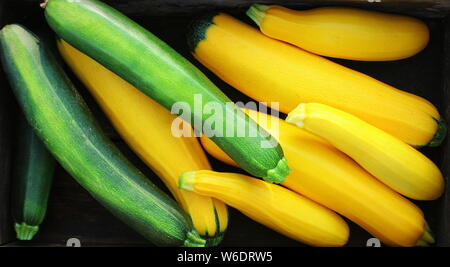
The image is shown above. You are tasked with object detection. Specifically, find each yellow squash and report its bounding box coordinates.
[179,170,349,247]
[200,109,433,246]
[286,103,444,200]
[247,5,429,61]
[188,13,444,147]
[57,40,228,243]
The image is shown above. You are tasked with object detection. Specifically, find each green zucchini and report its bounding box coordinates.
[0,24,205,247]
[43,0,290,183]
[12,114,56,240]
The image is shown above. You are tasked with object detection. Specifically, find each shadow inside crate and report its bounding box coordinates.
[0,1,449,247]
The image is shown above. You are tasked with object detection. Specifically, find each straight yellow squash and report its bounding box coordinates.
[57,40,228,244]
[179,170,350,247]
[188,13,445,147]
[200,109,434,246]
[247,5,430,61]
[286,103,444,200]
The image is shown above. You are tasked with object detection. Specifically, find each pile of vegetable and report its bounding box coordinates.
[0,0,445,247]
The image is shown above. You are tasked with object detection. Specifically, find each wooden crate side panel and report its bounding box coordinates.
[19,0,450,17]
[0,68,14,245]
[437,16,450,247]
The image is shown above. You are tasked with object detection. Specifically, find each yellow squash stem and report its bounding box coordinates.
[247,4,429,61]
[179,170,350,247]
[57,40,228,243]
[286,103,444,201]
[189,13,443,147]
[200,109,432,246]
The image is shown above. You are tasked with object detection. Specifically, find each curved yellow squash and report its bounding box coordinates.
[286,103,444,200]
[57,40,228,242]
[179,170,349,247]
[247,5,429,61]
[189,13,443,147]
[200,109,433,246]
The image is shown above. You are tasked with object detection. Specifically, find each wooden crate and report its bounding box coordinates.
[0,0,449,247]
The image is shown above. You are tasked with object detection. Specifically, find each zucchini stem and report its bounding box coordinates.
[415,239,429,247]
[179,171,197,191]
[40,0,49,9]
[427,118,447,147]
[265,157,290,183]
[184,230,207,247]
[206,233,224,247]
[186,13,218,53]
[416,222,435,246]
[15,223,39,240]
[423,222,435,244]
[285,103,307,128]
[246,4,269,26]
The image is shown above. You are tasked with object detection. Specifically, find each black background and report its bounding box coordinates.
[0,0,449,247]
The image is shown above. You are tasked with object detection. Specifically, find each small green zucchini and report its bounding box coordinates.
[0,24,205,247]
[12,114,56,240]
[43,0,290,183]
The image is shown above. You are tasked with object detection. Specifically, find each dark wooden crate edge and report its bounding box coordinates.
[20,0,450,17]
[1,0,450,247]
[0,0,14,245]
[437,16,450,247]
[0,62,13,246]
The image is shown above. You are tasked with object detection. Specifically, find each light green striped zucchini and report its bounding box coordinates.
[43,0,290,183]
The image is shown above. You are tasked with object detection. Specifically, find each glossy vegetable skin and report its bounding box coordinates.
[287,103,444,200]
[43,0,290,183]
[188,13,444,147]
[247,5,429,61]
[179,170,350,247]
[0,24,205,247]
[11,115,56,240]
[57,40,228,244]
[200,109,434,246]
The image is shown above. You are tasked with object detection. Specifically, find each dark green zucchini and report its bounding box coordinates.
[0,24,205,247]
[43,0,290,183]
[12,114,56,240]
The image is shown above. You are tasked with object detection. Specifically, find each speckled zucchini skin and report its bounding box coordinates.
[0,24,205,247]
[43,0,289,182]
